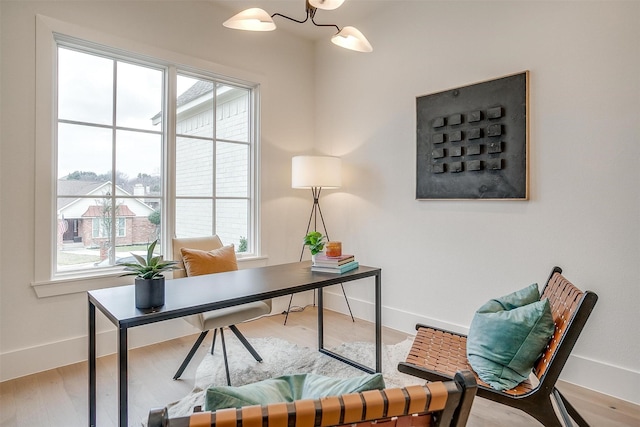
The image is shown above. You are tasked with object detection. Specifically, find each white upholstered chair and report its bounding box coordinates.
[171,236,272,385]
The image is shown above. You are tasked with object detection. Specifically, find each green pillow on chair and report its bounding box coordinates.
[205,373,385,411]
[467,284,555,391]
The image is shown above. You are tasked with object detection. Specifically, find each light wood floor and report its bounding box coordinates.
[1,307,638,426]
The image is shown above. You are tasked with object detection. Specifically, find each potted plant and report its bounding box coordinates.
[303,231,326,265]
[120,239,178,309]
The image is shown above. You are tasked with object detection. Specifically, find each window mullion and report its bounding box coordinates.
[110,59,118,264]
[212,82,218,236]
[165,66,177,252]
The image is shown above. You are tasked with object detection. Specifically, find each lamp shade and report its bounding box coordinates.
[331,26,373,53]
[309,0,346,10]
[292,156,342,189]
[223,8,276,31]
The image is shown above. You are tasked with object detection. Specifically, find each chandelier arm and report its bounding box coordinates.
[310,15,341,32]
[271,11,310,25]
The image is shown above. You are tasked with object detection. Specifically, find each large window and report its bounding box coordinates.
[52,41,257,276]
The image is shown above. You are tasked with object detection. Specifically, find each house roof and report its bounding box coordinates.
[151,80,214,121]
[82,205,136,217]
[57,180,154,219]
[57,180,107,212]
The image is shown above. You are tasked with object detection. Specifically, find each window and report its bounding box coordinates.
[174,76,252,250]
[92,218,126,239]
[56,47,164,272]
[46,30,259,279]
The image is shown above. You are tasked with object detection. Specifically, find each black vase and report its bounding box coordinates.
[135,277,165,309]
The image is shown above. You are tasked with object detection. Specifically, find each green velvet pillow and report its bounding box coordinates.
[466,284,555,391]
[204,373,385,411]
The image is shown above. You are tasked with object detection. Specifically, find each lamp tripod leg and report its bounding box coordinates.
[340,284,355,322]
[284,196,317,325]
[283,294,295,325]
[285,187,355,324]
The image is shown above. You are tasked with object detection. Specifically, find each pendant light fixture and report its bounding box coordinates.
[223,0,373,53]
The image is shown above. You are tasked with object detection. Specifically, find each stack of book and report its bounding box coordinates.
[311,254,359,274]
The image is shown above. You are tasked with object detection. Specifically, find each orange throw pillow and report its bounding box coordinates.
[180,245,238,277]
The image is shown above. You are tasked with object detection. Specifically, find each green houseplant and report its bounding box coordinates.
[120,240,178,309]
[303,231,326,265]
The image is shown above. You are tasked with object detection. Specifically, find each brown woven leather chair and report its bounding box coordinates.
[398,267,598,427]
[148,370,478,427]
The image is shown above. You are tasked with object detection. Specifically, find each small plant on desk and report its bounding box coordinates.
[303,231,326,266]
[120,239,178,309]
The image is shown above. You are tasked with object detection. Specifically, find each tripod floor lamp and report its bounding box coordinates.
[284,155,355,325]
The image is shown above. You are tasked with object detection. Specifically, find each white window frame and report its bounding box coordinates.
[33,15,264,297]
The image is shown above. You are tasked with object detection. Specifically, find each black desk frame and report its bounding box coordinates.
[88,261,381,427]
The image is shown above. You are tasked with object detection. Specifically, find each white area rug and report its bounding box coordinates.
[163,336,419,419]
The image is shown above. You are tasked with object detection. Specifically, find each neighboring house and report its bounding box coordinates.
[153,79,250,246]
[57,180,157,251]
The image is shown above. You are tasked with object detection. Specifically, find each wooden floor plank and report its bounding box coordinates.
[0,307,637,427]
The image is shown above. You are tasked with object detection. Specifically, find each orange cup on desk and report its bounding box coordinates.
[325,241,342,257]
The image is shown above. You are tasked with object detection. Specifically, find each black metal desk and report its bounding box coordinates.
[88,261,382,427]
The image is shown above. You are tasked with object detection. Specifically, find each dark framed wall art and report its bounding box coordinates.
[416,71,529,200]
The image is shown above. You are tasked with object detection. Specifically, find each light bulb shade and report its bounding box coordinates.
[309,0,346,10]
[331,26,373,52]
[223,8,276,31]
[292,156,342,189]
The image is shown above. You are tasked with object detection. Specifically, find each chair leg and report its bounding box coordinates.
[219,328,231,386]
[229,324,263,362]
[210,328,218,355]
[521,396,564,427]
[555,388,590,427]
[173,330,209,380]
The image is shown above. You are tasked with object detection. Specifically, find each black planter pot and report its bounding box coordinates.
[135,277,165,309]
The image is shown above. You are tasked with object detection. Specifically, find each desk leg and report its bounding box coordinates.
[117,326,128,427]
[375,272,382,373]
[317,287,324,350]
[317,276,381,374]
[89,300,96,427]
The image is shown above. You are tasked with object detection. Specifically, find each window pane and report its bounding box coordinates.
[139,199,162,245]
[115,130,162,193]
[57,123,112,186]
[57,190,115,271]
[176,199,212,237]
[116,197,159,247]
[58,47,113,125]
[176,137,213,197]
[217,85,249,142]
[176,75,214,138]
[216,199,248,250]
[117,62,163,131]
[217,142,248,197]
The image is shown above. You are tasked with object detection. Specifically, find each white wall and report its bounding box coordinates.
[0,0,315,380]
[1,0,638,407]
[314,1,639,404]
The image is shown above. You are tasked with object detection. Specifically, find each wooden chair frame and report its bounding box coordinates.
[398,266,598,427]
[148,371,478,427]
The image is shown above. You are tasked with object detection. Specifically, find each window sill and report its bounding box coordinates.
[32,255,269,298]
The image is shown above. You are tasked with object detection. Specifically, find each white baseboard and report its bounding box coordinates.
[0,318,195,382]
[3,288,638,406]
[322,289,640,405]
[0,294,303,383]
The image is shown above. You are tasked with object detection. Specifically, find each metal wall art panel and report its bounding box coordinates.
[416,71,529,200]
